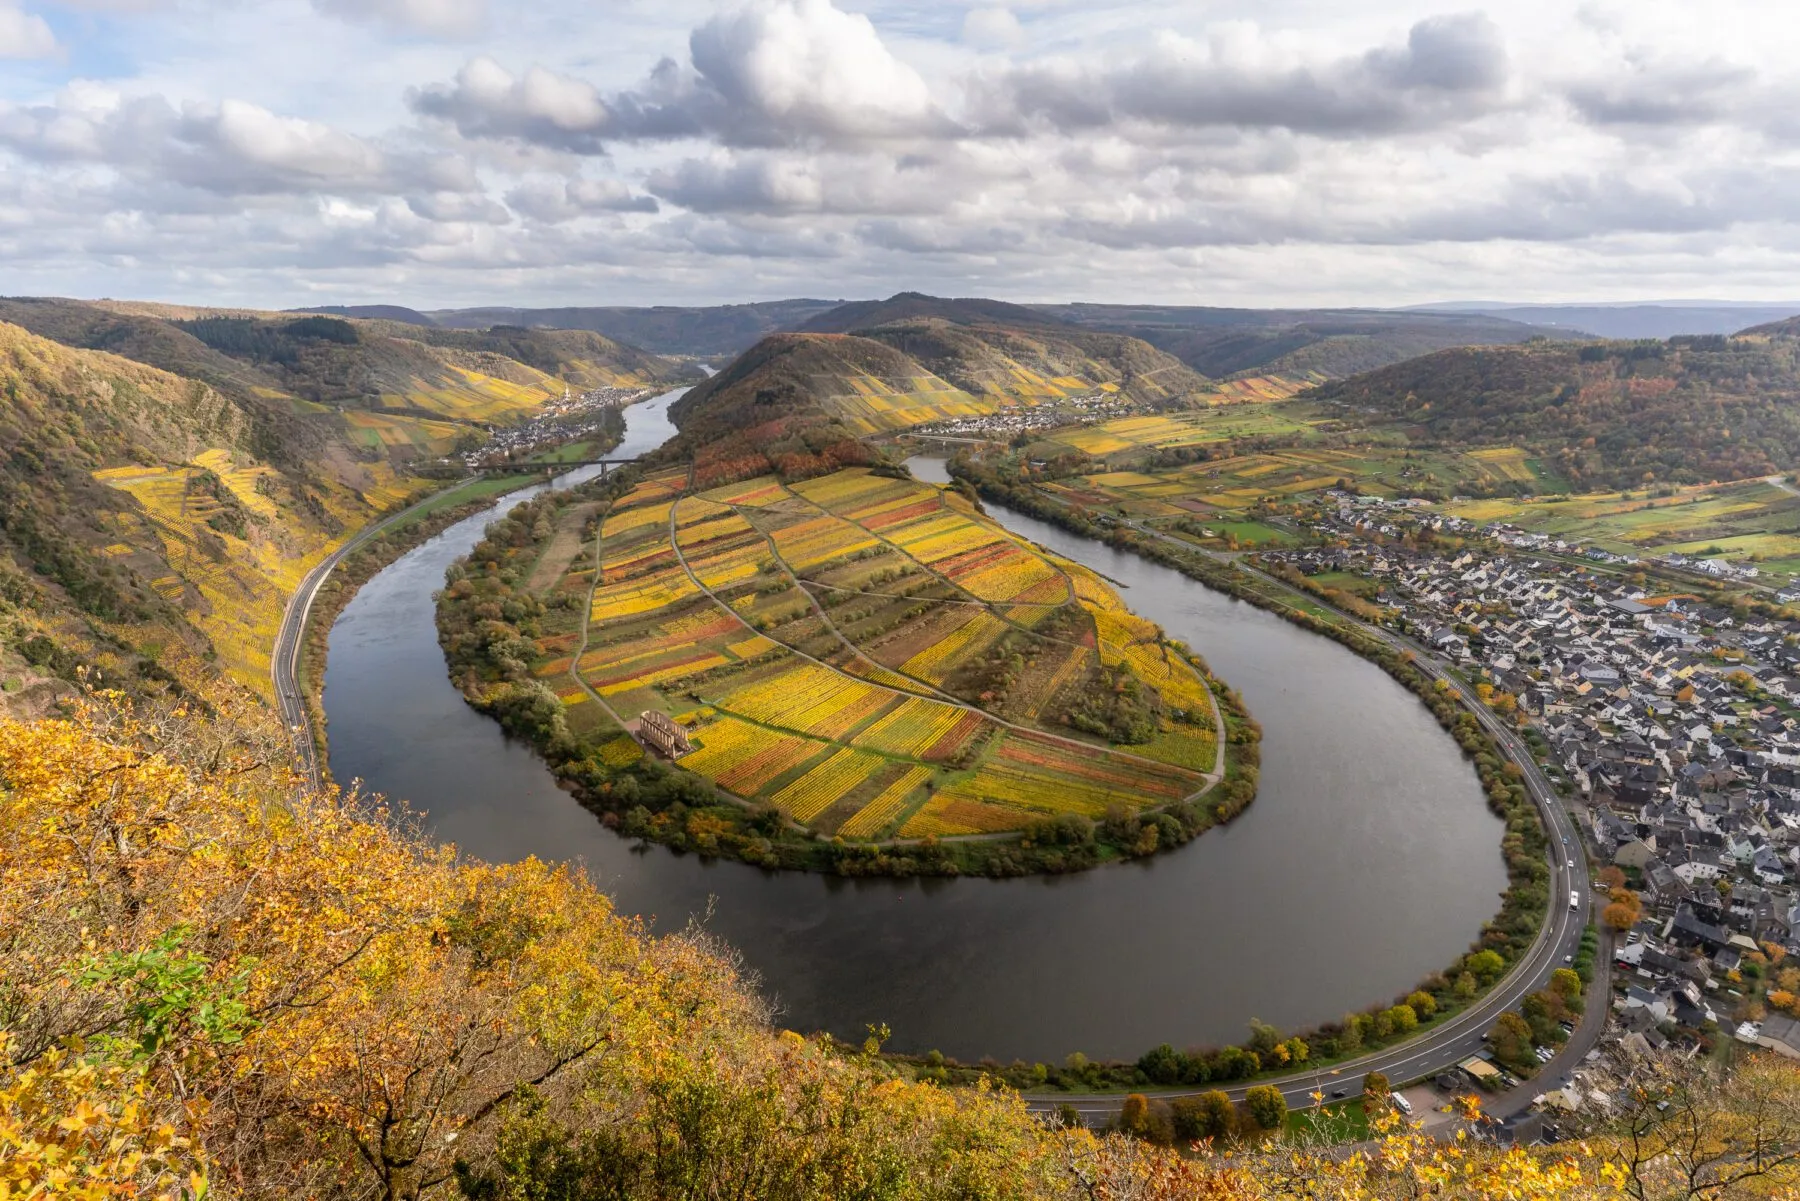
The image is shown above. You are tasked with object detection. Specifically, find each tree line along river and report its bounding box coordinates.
[321,389,1505,1064]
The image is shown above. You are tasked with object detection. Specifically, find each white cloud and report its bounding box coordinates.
[313,0,486,38]
[0,2,57,58]
[411,57,611,152]
[962,7,1023,50]
[0,89,474,195]
[6,0,1800,307]
[684,0,952,143]
[506,174,658,220]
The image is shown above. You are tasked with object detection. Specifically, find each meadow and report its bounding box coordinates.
[539,467,1226,842]
[1441,478,1800,578]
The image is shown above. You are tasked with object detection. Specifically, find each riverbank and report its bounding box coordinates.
[949,455,1559,1089]
[322,386,1508,1063]
[296,476,540,776]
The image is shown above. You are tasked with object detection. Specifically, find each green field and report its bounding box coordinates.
[1035,401,1338,460]
[1441,479,1800,578]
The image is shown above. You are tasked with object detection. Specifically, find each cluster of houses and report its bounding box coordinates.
[913,392,1129,442]
[457,385,650,467]
[1266,534,1800,1065]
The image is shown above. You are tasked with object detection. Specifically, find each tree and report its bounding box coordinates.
[1603,901,1640,931]
[1598,865,1627,891]
[1550,968,1582,1000]
[1465,949,1506,984]
[1603,1052,1800,1198]
[1490,1012,1535,1069]
[1119,1093,1151,1137]
[1407,990,1438,1018]
[1363,1071,1390,1115]
[1387,1004,1419,1035]
[1173,1091,1236,1143]
[1454,971,1479,1000]
[1244,1086,1287,1131]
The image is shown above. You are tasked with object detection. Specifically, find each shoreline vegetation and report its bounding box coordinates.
[944,452,1556,1094]
[433,457,1263,879]
[295,475,541,774]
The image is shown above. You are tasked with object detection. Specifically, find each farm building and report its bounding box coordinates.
[638,710,692,759]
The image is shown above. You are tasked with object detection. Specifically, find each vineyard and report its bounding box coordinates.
[531,465,1230,844]
[93,449,431,692]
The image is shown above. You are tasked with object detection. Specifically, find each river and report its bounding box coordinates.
[322,394,1505,1063]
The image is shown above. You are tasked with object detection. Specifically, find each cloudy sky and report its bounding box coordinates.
[1,0,1794,309]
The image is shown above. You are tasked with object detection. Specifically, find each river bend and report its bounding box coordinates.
[322,396,1505,1062]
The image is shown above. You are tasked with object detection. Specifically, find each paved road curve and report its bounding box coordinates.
[272,485,506,788]
[1022,519,1605,1122]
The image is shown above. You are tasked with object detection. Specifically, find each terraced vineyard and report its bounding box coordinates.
[533,467,1230,843]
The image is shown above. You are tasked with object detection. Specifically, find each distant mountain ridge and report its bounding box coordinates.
[412,296,1574,379]
[1411,302,1800,341]
[427,300,843,356]
[1033,303,1571,380]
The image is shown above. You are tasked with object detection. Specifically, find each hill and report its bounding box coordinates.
[1036,304,1566,380]
[0,320,431,709]
[290,303,438,326]
[1740,314,1800,338]
[1419,301,1800,340]
[796,291,1061,334]
[668,326,1203,483]
[428,299,843,355]
[0,297,690,463]
[1310,330,1800,489]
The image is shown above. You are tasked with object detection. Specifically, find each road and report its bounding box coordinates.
[1023,516,1607,1123]
[271,484,506,789]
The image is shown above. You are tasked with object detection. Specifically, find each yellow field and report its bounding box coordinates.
[93,450,431,695]
[559,466,1223,840]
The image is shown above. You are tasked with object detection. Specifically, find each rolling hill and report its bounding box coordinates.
[0,299,692,711]
[666,296,1211,482]
[1310,327,1800,489]
[0,297,693,463]
[1417,301,1800,340]
[1035,303,1569,380]
[0,319,434,711]
[427,299,843,355]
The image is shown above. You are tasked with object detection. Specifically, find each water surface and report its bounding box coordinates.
[323,415,1504,1062]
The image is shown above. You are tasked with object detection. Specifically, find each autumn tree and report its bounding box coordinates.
[1243,1086,1286,1132]
[1363,1071,1390,1115]
[1489,1012,1535,1070]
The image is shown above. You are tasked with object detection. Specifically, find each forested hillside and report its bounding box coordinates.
[0,321,432,708]
[1,297,690,463]
[1312,332,1800,489]
[1034,303,1565,380]
[0,297,687,710]
[666,297,1208,484]
[429,299,843,354]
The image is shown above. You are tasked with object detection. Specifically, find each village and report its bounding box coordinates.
[1255,492,1800,1126]
[910,391,1131,442]
[457,384,653,468]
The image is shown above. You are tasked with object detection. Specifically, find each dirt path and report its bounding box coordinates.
[565,513,634,731]
[668,497,1220,798]
[528,500,603,593]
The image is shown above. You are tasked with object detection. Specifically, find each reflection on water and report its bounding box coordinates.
[323,424,1504,1062]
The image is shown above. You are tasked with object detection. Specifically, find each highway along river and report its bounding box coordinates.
[323,400,1505,1064]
